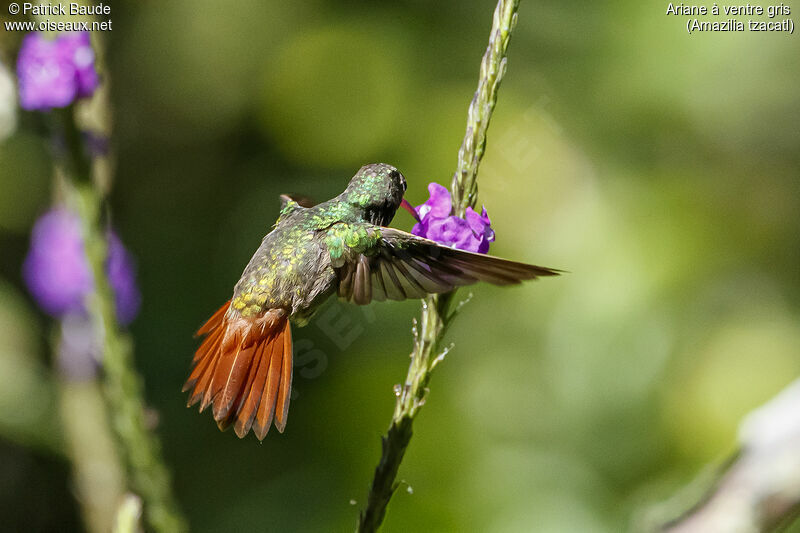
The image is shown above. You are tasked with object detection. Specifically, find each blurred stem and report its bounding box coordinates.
[57,105,187,533]
[113,494,143,533]
[357,1,520,531]
[644,378,800,533]
[60,104,92,184]
[58,377,127,533]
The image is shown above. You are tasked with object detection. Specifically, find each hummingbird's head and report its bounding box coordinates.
[343,163,408,225]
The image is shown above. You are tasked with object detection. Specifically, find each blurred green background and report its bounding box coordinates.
[1,1,800,531]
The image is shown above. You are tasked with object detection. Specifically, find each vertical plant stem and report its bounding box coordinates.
[451,0,520,217]
[356,1,520,531]
[59,104,187,533]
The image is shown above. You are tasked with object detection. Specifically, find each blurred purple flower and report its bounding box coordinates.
[23,209,141,325]
[16,31,99,111]
[82,130,110,158]
[106,232,141,325]
[410,182,495,254]
[58,32,99,98]
[23,209,92,316]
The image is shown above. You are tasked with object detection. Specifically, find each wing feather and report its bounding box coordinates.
[380,260,407,300]
[371,267,387,301]
[353,255,372,305]
[333,227,560,305]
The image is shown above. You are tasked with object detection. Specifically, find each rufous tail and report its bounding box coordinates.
[183,301,293,440]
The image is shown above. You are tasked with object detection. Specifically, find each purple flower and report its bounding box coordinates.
[464,206,495,254]
[415,182,452,222]
[23,209,141,325]
[16,31,99,111]
[408,182,495,254]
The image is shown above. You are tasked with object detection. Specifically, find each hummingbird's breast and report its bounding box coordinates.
[230,215,336,321]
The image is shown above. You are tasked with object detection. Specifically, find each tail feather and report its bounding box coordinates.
[254,339,283,440]
[275,330,293,431]
[183,325,225,403]
[228,341,268,437]
[211,343,256,421]
[184,302,294,440]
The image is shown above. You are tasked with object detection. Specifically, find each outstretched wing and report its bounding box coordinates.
[330,226,560,305]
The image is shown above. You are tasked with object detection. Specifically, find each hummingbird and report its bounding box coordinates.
[184,163,559,440]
